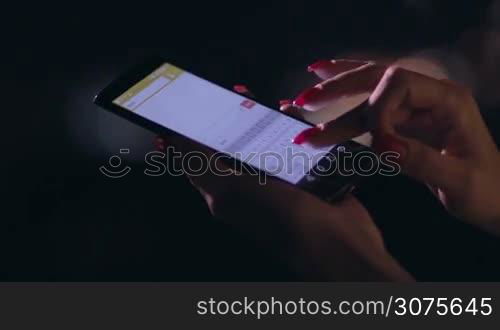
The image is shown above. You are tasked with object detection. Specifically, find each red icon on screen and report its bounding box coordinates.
[240,99,256,109]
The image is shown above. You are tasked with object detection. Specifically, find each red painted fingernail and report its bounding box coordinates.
[154,142,165,151]
[307,59,332,72]
[293,87,321,107]
[233,84,249,94]
[292,126,322,144]
[279,99,292,106]
[154,137,167,151]
[372,134,407,163]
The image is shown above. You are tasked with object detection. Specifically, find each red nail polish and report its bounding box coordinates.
[372,134,407,163]
[307,59,331,72]
[154,141,165,151]
[292,126,322,144]
[154,137,167,151]
[233,84,249,94]
[293,87,321,107]
[279,99,292,106]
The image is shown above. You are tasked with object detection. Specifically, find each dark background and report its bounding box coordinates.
[1,0,500,280]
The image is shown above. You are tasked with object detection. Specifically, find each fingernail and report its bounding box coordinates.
[307,59,332,72]
[233,84,249,94]
[372,134,407,163]
[292,126,322,145]
[279,99,292,111]
[155,143,165,152]
[293,87,321,107]
[154,137,167,151]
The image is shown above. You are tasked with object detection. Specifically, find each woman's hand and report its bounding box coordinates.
[156,134,412,281]
[292,60,500,235]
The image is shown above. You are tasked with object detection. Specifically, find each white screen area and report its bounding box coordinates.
[116,65,332,183]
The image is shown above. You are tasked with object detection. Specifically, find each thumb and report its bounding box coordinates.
[373,132,466,193]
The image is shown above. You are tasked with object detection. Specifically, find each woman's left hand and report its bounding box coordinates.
[160,135,412,281]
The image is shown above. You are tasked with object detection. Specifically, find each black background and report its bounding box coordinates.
[1,0,500,280]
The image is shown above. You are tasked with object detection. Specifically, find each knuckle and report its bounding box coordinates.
[384,65,408,84]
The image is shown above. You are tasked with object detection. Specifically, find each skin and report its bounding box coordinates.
[167,138,413,282]
[160,59,500,281]
[296,60,500,235]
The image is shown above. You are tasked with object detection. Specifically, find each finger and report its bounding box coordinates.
[394,112,444,148]
[233,84,255,98]
[366,67,475,190]
[279,99,306,121]
[307,59,370,80]
[279,99,293,111]
[294,63,386,111]
[366,66,476,144]
[292,100,369,146]
[154,136,167,152]
[372,132,467,194]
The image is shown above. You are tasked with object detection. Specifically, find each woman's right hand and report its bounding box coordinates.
[292,60,500,235]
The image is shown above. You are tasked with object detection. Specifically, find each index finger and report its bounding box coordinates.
[294,63,386,111]
[294,100,370,147]
[307,59,370,80]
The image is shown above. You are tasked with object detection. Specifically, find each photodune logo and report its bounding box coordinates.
[99,149,132,178]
